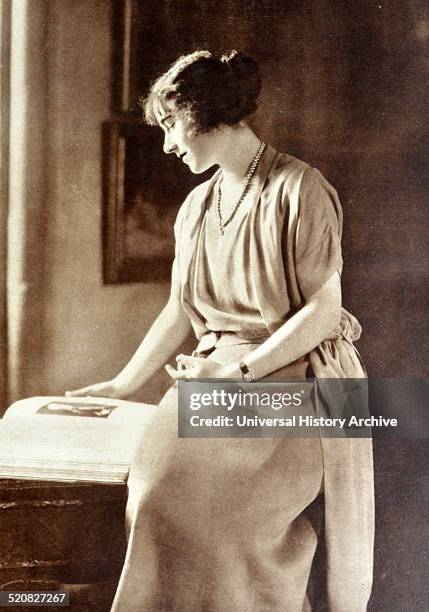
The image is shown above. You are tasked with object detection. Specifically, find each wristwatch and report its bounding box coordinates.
[239,361,255,382]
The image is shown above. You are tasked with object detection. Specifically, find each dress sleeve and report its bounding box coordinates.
[293,167,343,300]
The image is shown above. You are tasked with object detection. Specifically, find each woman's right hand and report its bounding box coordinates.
[65,379,129,400]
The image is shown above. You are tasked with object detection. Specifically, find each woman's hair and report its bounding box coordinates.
[142,50,261,134]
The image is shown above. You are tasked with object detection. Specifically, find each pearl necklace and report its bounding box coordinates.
[216,142,266,236]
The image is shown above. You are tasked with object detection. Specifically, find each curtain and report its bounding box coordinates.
[1,0,48,411]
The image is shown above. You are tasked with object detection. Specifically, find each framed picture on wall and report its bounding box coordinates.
[102,120,212,283]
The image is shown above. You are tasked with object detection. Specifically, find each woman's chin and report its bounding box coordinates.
[188,162,214,175]
[188,166,206,175]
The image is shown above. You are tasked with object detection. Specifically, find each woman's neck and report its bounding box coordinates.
[215,125,262,185]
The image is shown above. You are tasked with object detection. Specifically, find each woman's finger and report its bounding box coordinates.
[65,387,94,397]
[176,354,206,367]
[165,364,185,380]
[166,364,201,380]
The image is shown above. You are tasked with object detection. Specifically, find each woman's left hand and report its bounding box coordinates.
[165,354,240,380]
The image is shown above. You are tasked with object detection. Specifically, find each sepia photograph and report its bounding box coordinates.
[0,1,427,610]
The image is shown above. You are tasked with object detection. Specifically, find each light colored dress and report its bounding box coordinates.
[111,145,374,612]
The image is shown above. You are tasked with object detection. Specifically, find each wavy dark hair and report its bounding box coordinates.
[142,50,262,134]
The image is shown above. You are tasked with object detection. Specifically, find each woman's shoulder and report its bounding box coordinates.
[267,149,339,205]
[269,149,335,191]
[271,150,309,173]
[262,148,342,226]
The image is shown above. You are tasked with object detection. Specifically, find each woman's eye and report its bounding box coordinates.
[166,122,175,130]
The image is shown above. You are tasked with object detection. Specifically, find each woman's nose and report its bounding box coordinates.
[163,133,176,155]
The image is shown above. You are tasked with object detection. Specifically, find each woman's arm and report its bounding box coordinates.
[66,290,192,398]
[114,294,192,392]
[169,272,341,380]
[234,271,341,378]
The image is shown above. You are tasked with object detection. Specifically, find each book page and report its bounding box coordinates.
[0,397,158,482]
[3,395,157,427]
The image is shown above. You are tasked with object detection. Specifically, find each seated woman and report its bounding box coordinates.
[68,50,374,611]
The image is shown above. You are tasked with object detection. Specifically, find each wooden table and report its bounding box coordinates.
[0,479,127,611]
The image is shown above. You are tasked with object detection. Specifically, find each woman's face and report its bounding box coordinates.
[156,109,217,174]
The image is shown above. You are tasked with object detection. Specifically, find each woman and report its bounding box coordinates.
[68,50,374,611]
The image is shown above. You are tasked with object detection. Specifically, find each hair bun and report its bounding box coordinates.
[224,50,258,77]
[221,50,262,121]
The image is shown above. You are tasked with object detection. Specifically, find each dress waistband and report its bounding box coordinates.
[195,329,270,355]
[219,329,270,342]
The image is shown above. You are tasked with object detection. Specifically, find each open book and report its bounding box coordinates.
[0,396,157,483]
